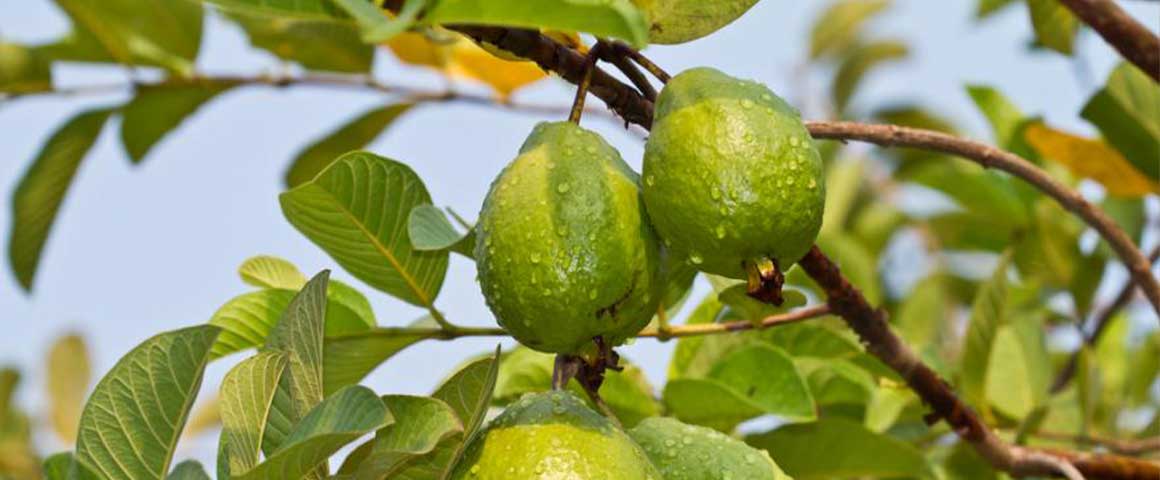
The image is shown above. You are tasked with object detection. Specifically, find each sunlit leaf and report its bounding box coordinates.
[966,85,1025,149]
[662,378,763,432]
[322,323,433,394]
[285,103,414,188]
[1024,122,1159,196]
[228,12,372,73]
[8,108,114,291]
[746,418,929,479]
[203,0,346,22]
[281,151,449,306]
[121,81,238,163]
[444,39,548,99]
[1081,63,1160,180]
[353,395,464,478]
[959,251,1011,416]
[832,39,908,112]
[219,352,286,477]
[985,317,1049,419]
[74,325,221,480]
[423,0,649,47]
[239,255,307,290]
[53,0,204,73]
[976,0,1018,19]
[1026,0,1079,55]
[0,42,52,93]
[809,0,891,59]
[46,333,90,443]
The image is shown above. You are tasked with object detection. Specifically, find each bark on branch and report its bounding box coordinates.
[1057,0,1160,82]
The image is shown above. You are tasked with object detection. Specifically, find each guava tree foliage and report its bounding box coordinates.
[2,0,1159,479]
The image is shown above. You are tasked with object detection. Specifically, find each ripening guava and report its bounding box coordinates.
[449,391,662,479]
[629,417,790,480]
[633,0,760,44]
[475,121,664,355]
[641,67,824,281]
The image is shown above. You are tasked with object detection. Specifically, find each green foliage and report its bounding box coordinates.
[422,0,650,47]
[1081,62,1160,180]
[285,104,414,187]
[1026,0,1079,55]
[809,0,891,59]
[746,418,929,479]
[121,82,238,163]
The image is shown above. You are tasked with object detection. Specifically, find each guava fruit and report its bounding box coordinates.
[633,0,760,44]
[450,391,661,479]
[641,67,824,293]
[629,417,790,480]
[475,121,664,355]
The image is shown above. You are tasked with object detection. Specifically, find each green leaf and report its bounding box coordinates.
[1026,0,1079,55]
[717,285,807,321]
[819,158,865,237]
[809,0,891,59]
[203,0,346,21]
[236,386,391,480]
[423,0,650,48]
[707,344,815,421]
[761,323,861,359]
[832,39,908,112]
[430,347,501,475]
[8,108,114,291]
[329,0,398,42]
[906,162,1030,232]
[1081,62,1160,180]
[746,418,929,479]
[74,325,221,480]
[281,151,449,306]
[239,255,307,290]
[353,395,463,478]
[52,0,203,72]
[960,251,1012,415]
[662,378,764,432]
[966,85,1025,149]
[322,324,432,395]
[46,333,90,444]
[228,12,372,73]
[985,319,1049,419]
[0,42,52,93]
[799,358,875,407]
[285,104,414,187]
[864,385,913,432]
[261,271,329,454]
[976,0,1018,18]
[817,235,881,305]
[43,452,75,480]
[120,81,237,163]
[219,352,287,477]
[407,205,475,259]
[166,460,210,480]
[894,275,950,347]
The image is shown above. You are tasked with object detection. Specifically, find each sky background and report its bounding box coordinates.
[2,0,1158,462]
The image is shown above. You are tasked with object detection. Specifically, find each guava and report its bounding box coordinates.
[629,417,790,480]
[450,391,661,479]
[633,0,760,44]
[641,67,824,293]
[475,121,664,355]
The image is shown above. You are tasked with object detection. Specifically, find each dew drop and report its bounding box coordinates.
[716,225,726,239]
[709,188,721,200]
[530,253,541,264]
[557,182,571,193]
[589,289,598,300]
[741,99,755,109]
[808,178,817,189]
[689,252,704,265]
[645,175,655,186]
[585,145,597,154]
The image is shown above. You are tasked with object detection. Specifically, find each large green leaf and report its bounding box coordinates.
[219,352,286,477]
[746,418,929,479]
[422,0,649,47]
[74,325,221,480]
[352,395,463,478]
[52,0,203,72]
[8,108,114,291]
[285,104,414,187]
[0,42,52,93]
[120,82,238,163]
[236,386,391,480]
[1081,63,1160,180]
[1026,0,1079,55]
[809,0,890,59]
[322,325,433,395]
[959,252,1011,415]
[229,11,372,73]
[832,39,908,113]
[281,151,449,306]
[261,271,329,454]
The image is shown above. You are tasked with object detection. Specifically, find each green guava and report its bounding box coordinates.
[475,121,664,355]
[450,391,662,479]
[629,417,791,480]
[642,67,825,281]
[633,0,760,44]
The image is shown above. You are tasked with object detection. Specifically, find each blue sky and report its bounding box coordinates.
[2,0,1157,458]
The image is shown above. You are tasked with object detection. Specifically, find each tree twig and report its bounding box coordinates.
[1057,0,1160,82]
[1026,430,1160,457]
[805,121,1160,315]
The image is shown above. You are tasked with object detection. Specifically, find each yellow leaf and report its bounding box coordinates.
[1024,122,1160,197]
[183,395,220,438]
[385,31,452,69]
[46,333,89,444]
[445,39,547,99]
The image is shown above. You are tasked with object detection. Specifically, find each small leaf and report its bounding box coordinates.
[236,386,391,480]
[284,104,414,188]
[120,81,238,163]
[46,333,90,444]
[746,418,929,479]
[0,42,52,93]
[832,39,908,112]
[431,347,501,476]
[809,0,891,59]
[353,395,464,478]
[238,255,307,290]
[228,12,372,73]
[1081,63,1160,180]
[422,0,649,47]
[219,352,287,477]
[960,251,1012,415]
[260,271,329,457]
[408,205,470,251]
[208,286,374,359]
[167,460,210,480]
[8,108,114,291]
[966,85,1026,149]
[74,325,221,480]
[1026,0,1079,55]
[976,0,1018,18]
[985,318,1049,419]
[53,0,203,72]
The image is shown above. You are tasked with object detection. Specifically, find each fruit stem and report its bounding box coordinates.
[745,257,785,306]
[606,41,671,84]
[552,354,582,390]
[568,42,608,124]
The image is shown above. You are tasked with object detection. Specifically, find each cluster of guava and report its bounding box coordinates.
[467,65,822,477]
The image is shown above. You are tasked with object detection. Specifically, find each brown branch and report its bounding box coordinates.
[1029,431,1160,457]
[797,246,1159,479]
[1052,244,1160,393]
[1057,0,1160,82]
[637,304,831,339]
[805,121,1160,315]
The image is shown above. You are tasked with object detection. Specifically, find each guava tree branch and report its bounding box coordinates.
[1057,0,1160,82]
[805,121,1160,315]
